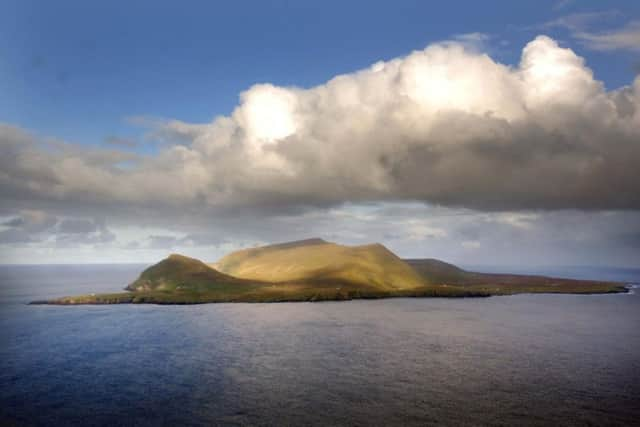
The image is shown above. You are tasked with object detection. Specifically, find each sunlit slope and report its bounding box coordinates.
[126,253,259,292]
[213,238,425,290]
[404,258,470,284]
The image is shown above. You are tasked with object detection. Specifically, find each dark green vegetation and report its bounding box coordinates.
[405,259,627,295]
[32,239,627,305]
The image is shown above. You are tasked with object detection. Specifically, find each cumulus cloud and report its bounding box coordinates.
[1,35,640,216]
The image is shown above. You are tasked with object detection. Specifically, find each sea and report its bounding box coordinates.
[1,264,639,426]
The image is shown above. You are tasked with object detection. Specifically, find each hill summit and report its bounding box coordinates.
[213,238,425,290]
[126,253,256,292]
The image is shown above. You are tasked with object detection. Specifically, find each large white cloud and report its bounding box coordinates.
[1,35,639,213]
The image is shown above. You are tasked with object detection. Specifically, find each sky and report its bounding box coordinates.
[1,0,639,267]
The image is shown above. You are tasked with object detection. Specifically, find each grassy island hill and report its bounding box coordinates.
[125,253,259,292]
[213,238,425,290]
[31,238,627,305]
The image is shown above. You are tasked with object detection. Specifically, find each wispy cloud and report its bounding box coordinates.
[542,10,640,52]
[542,11,619,31]
[449,32,491,51]
[573,21,640,52]
[552,0,574,11]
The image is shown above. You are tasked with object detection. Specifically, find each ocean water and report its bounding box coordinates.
[1,265,639,426]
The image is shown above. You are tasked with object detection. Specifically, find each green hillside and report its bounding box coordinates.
[214,238,425,290]
[126,253,260,292]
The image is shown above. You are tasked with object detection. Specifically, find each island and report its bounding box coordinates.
[31,238,627,305]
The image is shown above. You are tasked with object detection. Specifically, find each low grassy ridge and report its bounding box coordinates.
[31,239,627,305]
[405,259,627,295]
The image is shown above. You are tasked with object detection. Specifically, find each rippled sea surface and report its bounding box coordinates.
[1,265,639,426]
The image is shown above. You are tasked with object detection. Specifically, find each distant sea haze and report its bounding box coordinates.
[1,264,639,426]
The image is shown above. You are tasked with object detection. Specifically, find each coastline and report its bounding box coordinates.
[29,283,629,306]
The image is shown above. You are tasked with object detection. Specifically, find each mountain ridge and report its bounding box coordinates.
[214,238,425,290]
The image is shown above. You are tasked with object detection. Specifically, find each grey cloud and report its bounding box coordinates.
[145,233,230,250]
[1,199,638,267]
[0,211,117,247]
[2,217,24,228]
[147,235,180,249]
[0,210,58,244]
[0,228,34,244]
[616,231,640,249]
[54,233,115,248]
[2,211,58,234]
[124,241,141,250]
[54,218,116,246]
[55,228,116,246]
[58,219,99,234]
[180,233,229,247]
